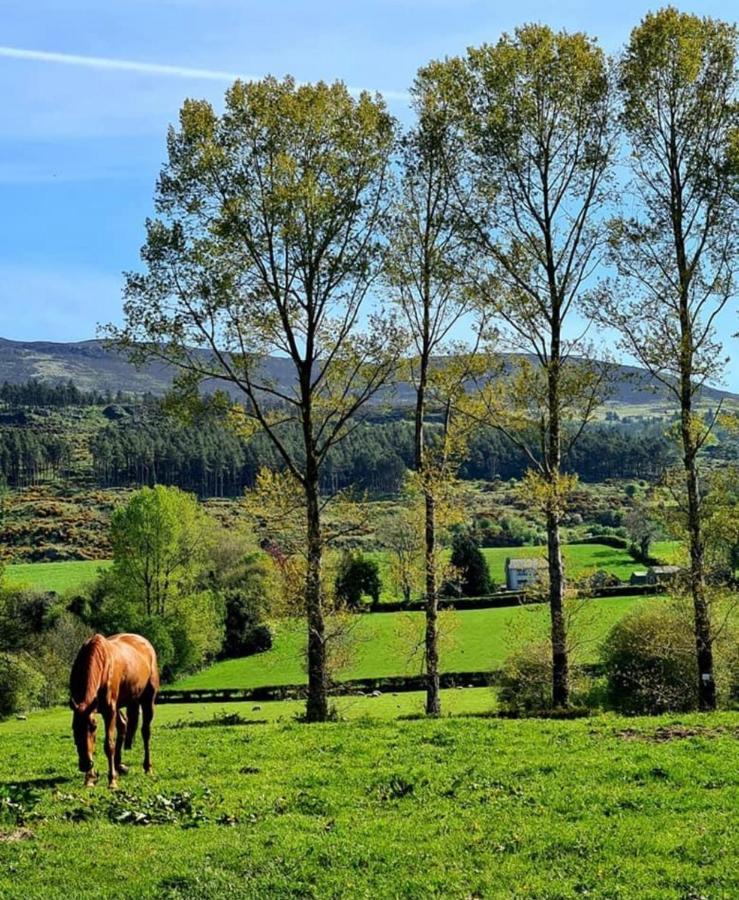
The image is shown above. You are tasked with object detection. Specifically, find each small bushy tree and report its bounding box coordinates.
[90,486,224,679]
[602,602,699,714]
[448,531,492,597]
[334,552,381,610]
[0,652,44,719]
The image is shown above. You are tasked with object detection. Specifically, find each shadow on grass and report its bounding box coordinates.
[0,775,71,789]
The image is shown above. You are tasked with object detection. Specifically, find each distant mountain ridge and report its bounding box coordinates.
[0,337,736,411]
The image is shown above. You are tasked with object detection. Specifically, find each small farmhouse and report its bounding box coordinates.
[505,557,548,590]
[646,565,681,585]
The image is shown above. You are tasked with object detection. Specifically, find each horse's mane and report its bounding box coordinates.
[69,634,110,712]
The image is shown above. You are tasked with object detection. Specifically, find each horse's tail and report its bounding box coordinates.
[125,702,140,749]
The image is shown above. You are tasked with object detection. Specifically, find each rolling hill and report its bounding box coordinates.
[0,336,736,412]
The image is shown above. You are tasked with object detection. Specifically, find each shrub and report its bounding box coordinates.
[601,602,699,714]
[222,594,273,657]
[335,552,381,610]
[498,642,592,714]
[0,652,44,718]
[448,531,492,597]
[498,642,553,712]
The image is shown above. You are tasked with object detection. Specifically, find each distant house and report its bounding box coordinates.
[505,557,548,591]
[646,565,681,585]
[630,570,649,586]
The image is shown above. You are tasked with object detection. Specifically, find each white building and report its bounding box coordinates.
[505,557,548,591]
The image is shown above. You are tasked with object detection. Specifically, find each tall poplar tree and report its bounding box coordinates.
[432,25,614,707]
[386,75,483,715]
[589,9,739,710]
[106,77,401,722]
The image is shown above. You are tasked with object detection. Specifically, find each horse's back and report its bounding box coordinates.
[108,633,160,698]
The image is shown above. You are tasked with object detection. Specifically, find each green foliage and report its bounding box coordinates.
[601,602,708,714]
[110,485,208,617]
[82,487,224,679]
[498,642,593,714]
[0,652,44,718]
[0,587,60,651]
[334,552,382,610]
[448,531,492,597]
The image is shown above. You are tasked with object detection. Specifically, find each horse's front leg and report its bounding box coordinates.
[103,706,118,789]
[115,709,129,775]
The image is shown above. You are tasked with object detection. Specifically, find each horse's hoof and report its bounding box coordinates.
[108,779,119,790]
[144,766,153,776]
[84,771,98,788]
[117,764,129,775]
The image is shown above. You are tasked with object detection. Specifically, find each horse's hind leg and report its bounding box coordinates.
[142,689,155,774]
[115,709,129,775]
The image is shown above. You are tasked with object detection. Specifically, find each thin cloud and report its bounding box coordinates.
[0,46,411,102]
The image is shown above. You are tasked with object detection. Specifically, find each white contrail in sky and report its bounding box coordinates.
[0,46,411,102]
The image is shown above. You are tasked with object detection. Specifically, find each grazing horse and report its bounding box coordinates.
[69,633,159,788]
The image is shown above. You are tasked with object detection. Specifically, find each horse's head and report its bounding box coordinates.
[70,699,98,775]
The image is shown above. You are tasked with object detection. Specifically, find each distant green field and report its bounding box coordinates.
[480,543,639,583]
[370,540,680,602]
[3,540,682,600]
[4,559,111,593]
[176,594,661,690]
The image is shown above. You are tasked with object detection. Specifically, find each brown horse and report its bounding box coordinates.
[69,633,159,788]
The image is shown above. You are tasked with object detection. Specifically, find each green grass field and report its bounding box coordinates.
[370,540,680,601]
[4,559,111,594]
[1,540,680,600]
[176,594,660,690]
[1,699,737,898]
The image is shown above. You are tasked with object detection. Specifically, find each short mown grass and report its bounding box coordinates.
[0,698,737,898]
[176,594,661,690]
[4,559,111,594]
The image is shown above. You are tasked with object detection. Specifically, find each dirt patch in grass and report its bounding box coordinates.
[0,827,34,843]
[616,724,739,742]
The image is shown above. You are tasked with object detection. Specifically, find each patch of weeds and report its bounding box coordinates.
[293,791,331,816]
[0,783,39,826]
[373,775,415,801]
[103,789,238,828]
[165,712,266,729]
[422,731,456,748]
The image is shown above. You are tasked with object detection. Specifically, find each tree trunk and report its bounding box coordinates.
[304,478,329,722]
[424,490,441,716]
[681,409,716,711]
[415,348,441,716]
[546,506,569,708]
[546,325,569,708]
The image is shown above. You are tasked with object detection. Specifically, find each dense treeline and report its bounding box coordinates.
[87,413,677,497]
[461,424,676,483]
[0,379,113,408]
[0,429,71,486]
[90,418,414,496]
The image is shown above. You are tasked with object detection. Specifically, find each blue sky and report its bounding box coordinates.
[1,0,737,388]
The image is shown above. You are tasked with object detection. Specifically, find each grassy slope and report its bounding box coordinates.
[4,559,111,593]
[371,540,682,601]
[176,595,659,690]
[0,700,737,898]
[1,540,682,598]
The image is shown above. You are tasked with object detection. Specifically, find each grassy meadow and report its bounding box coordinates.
[1,539,682,602]
[1,700,738,898]
[4,559,111,594]
[176,594,660,690]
